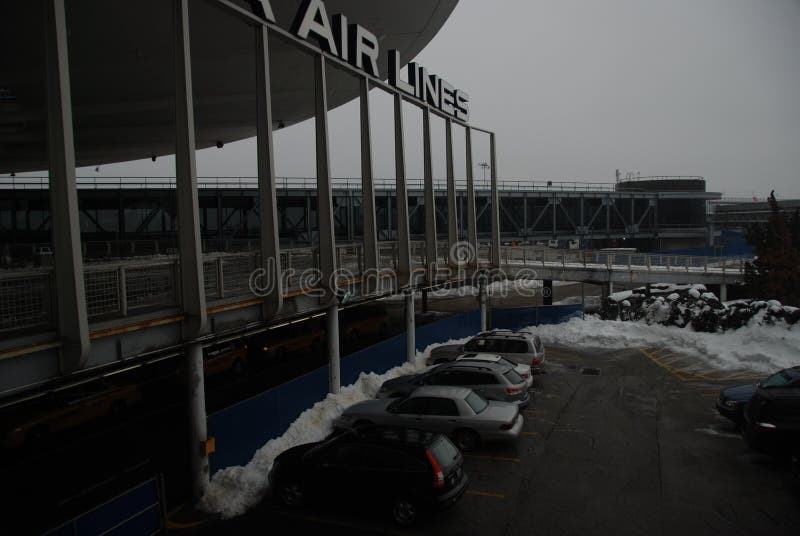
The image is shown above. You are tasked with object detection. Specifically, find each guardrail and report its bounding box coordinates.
[499,246,747,275]
[1,176,624,192]
[0,241,747,336]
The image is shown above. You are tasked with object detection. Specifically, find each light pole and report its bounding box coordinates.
[478,162,490,184]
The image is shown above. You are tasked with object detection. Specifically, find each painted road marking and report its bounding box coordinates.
[466,490,506,499]
[659,354,693,366]
[640,347,760,383]
[463,454,521,463]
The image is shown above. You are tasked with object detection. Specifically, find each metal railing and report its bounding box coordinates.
[1,175,626,193]
[0,241,748,336]
[499,246,747,275]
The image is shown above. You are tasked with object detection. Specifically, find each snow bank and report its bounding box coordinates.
[534,315,800,375]
[200,336,470,519]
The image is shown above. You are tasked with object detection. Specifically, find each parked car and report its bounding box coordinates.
[204,342,248,377]
[269,426,469,526]
[456,352,534,389]
[340,305,390,342]
[742,366,800,454]
[717,367,800,426]
[334,385,523,450]
[547,239,559,248]
[1,381,142,448]
[377,360,530,406]
[427,330,546,374]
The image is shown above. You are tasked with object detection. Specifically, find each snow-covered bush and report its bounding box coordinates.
[600,283,799,332]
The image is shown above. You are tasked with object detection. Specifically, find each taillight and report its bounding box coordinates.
[505,386,524,395]
[500,418,516,430]
[425,450,446,488]
[531,358,541,366]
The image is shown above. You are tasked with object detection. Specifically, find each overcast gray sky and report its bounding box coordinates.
[68,0,800,198]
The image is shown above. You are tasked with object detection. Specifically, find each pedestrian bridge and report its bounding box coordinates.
[0,241,747,396]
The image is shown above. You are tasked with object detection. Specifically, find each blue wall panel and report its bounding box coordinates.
[208,310,480,472]
[492,304,584,331]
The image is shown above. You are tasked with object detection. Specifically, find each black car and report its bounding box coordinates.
[742,366,800,455]
[716,367,800,425]
[268,426,469,526]
[716,383,759,425]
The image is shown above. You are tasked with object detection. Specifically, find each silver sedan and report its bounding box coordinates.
[334,385,523,450]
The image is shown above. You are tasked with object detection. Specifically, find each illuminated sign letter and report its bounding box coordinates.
[292,0,338,55]
[349,24,380,77]
[250,0,276,23]
[331,14,348,62]
[455,90,470,122]
[439,79,456,117]
[388,50,415,96]
[424,74,440,108]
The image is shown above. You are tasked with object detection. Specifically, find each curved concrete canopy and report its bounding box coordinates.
[0,0,458,173]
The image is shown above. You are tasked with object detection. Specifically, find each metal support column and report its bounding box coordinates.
[393,94,412,287]
[465,128,478,265]
[314,54,337,302]
[422,108,438,282]
[326,304,340,394]
[543,279,553,306]
[405,290,416,364]
[45,0,90,372]
[175,0,208,501]
[479,274,488,331]
[255,24,282,317]
[720,283,727,302]
[185,342,209,502]
[445,119,458,262]
[489,133,501,266]
[360,78,379,291]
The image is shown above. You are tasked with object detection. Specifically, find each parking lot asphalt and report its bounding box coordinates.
[193,344,800,536]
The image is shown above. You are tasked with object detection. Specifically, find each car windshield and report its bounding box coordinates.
[464,391,489,414]
[429,436,459,469]
[762,371,791,388]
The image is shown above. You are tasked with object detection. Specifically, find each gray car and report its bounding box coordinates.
[334,385,523,450]
[427,329,546,374]
[377,360,530,407]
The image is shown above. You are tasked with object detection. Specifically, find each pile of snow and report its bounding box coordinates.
[601,283,800,332]
[535,315,800,375]
[200,337,470,519]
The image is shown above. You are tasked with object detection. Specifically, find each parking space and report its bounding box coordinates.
[198,343,799,536]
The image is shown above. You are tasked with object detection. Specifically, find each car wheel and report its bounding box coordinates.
[391,496,419,526]
[453,428,480,451]
[277,481,306,507]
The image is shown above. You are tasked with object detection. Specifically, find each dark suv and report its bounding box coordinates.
[268,426,469,526]
[742,366,800,455]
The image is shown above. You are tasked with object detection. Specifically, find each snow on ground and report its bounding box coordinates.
[533,315,800,375]
[200,336,471,519]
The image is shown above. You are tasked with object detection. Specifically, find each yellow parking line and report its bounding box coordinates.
[639,348,688,381]
[466,490,506,499]
[653,351,676,361]
[650,348,673,357]
[661,354,693,366]
[463,454,521,463]
[718,371,760,381]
